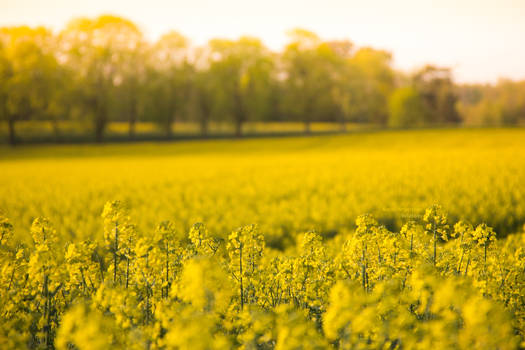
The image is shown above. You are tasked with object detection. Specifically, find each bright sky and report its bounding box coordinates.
[1,0,524,83]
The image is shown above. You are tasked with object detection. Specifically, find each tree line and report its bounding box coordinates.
[1,15,524,145]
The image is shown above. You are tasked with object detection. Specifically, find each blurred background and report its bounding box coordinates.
[1,0,524,145]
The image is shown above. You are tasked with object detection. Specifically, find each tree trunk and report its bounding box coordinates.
[165,117,174,139]
[199,97,210,137]
[52,119,61,143]
[339,114,346,132]
[8,118,16,146]
[233,90,244,138]
[200,117,208,137]
[94,80,107,143]
[129,120,136,139]
[235,120,243,138]
[95,117,105,143]
[128,103,137,139]
[304,120,311,134]
[94,98,107,143]
[165,124,172,139]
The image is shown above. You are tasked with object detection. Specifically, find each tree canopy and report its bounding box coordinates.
[1,15,523,145]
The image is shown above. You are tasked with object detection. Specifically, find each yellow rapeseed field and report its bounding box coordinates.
[1,128,524,245]
[0,128,524,349]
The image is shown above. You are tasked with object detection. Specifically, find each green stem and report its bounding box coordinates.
[433,227,437,267]
[239,243,244,310]
[113,222,118,284]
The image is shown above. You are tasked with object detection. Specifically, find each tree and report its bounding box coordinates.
[456,80,525,126]
[60,15,143,142]
[495,79,525,125]
[144,31,192,138]
[281,29,323,133]
[348,48,395,125]
[413,65,460,125]
[388,86,428,128]
[0,27,61,145]
[282,31,364,132]
[191,68,215,136]
[115,40,147,139]
[325,40,355,131]
[208,37,274,137]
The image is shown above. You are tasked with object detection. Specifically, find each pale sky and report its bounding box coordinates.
[1,0,524,83]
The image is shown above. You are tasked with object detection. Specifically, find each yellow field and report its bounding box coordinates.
[1,127,525,245]
[1,128,525,349]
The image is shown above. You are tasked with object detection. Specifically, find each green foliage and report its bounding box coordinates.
[349,48,395,124]
[0,26,64,144]
[10,17,525,145]
[413,65,460,124]
[208,37,274,136]
[59,15,144,142]
[388,86,428,127]
[142,31,191,137]
[457,80,525,126]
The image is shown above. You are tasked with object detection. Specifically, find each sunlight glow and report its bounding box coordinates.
[1,0,525,83]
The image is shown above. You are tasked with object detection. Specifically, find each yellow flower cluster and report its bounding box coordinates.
[0,203,523,349]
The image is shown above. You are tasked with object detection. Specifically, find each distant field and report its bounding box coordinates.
[1,127,524,246]
[0,121,372,144]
